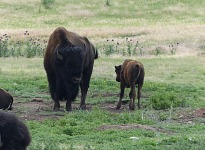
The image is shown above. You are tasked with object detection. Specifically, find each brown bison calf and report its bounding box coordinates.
[115,59,145,110]
[0,89,13,110]
[0,112,31,150]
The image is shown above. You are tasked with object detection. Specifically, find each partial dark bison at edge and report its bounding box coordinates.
[44,27,98,111]
[0,88,13,110]
[0,112,31,150]
[115,59,145,110]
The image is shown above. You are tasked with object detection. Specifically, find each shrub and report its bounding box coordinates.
[106,0,111,6]
[41,0,55,9]
[0,31,46,58]
[149,92,186,110]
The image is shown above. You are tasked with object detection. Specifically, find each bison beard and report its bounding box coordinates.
[53,44,84,111]
[0,112,31,150]
[44,27,98,111]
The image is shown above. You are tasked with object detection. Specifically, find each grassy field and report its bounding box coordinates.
[0,0,205,149]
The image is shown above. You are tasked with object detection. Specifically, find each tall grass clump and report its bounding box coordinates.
[98,37,180,57]
[41,0,55,9]
[149,92,186,110]
[0,31,47,58]
[0,34,11,57]
[169,43,179,55]
[99,37,144,56]
[105,0,111,6]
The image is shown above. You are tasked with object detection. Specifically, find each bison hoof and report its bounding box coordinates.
[8,107,13,110]
[79,105,86,110]
[129,105,135,110]
[116,104,121,109]
[66,107,72,111]
[53,107,60,111]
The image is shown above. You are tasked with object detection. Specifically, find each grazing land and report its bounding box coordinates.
[0,0,205,149]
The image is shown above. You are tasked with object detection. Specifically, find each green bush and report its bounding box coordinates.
[41,0,55,9]
[149,92,186,110]
[0,32,46,58]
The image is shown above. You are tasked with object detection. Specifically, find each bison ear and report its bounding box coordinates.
[115,65,121,69]
[66,40,74,47]
[57,50,63,60]
[56,46,63,60]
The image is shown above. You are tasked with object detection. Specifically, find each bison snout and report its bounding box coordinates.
[72,77,81,83]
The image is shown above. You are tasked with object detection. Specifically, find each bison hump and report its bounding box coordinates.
[54,27,74,47]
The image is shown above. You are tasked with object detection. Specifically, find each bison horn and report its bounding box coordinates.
[56,47,63,60]
[0,134,3,147]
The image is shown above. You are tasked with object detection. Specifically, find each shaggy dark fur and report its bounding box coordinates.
[44,27,98,111]
[115,59,145,110]
[0,112,31,150]
[0,89,13,110]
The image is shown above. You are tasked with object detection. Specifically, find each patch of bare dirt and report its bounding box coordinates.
[177,108,205,124]
[192,108,205,117]
[8,97,133,121]
[4,95,205,125]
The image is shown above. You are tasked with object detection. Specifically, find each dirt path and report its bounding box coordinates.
[4,97,205,126]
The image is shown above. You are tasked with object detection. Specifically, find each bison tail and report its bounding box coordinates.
[7,96,13,110]
[95,48,98,59]
[136,64,141,79]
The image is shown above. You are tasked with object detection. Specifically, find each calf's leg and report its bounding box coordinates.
[116,84,125,109]
[129,84,136,110]
[137,84,142,109]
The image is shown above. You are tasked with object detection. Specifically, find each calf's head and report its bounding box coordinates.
[55,42,86,84]
[115,65,122,82]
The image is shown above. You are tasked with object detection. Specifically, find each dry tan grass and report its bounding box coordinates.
[0,24,204,56]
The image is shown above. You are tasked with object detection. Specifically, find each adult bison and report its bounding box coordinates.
[0,88,13,110]
[115,59,145,110]
[44,27,98,111]
[0,112,31,150]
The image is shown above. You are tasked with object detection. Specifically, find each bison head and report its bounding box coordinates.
[115,65,122,82]
[55,42,86,84]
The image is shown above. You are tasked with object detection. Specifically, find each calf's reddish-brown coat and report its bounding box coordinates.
[115,59,145,110]
[0,89,13,110]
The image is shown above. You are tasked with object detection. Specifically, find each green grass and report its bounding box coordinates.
[1,56,205,149]
[0,0,205,149]
[0,0,204,29]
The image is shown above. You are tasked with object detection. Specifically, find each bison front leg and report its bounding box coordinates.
[116,84,125,109]
[80,71,92,110]
[129,84,136,110]
[66,100,72,111]
[80,83,88,110]
[53,93,60,111]
[66,86,79,111]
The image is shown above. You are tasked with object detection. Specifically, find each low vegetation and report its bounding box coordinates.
[1,55,205,149]
[0,0,205,149]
